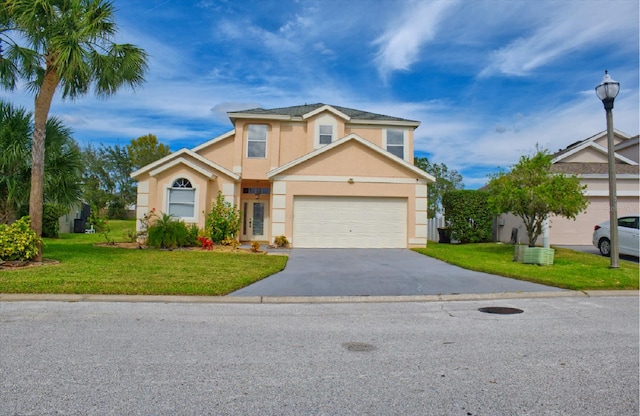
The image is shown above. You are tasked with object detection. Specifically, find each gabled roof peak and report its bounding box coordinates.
[228,103,420,126]
[553,129,631,158]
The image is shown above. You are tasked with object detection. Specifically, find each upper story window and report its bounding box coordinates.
[385,129,405,159]
[247,124,268,158]
[319,125,333,145]
[168,178,195,219]
[314,114,338,149]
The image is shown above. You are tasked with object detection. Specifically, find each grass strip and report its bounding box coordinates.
[413,243,638,291]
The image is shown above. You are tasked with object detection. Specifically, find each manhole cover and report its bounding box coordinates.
[478,307,523,315]
[342,342,377,352]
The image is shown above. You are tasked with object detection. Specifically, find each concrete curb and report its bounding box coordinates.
[0,290,637,304]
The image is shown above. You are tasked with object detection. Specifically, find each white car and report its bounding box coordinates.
[592,215,640,257]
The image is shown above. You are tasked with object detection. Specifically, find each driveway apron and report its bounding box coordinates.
[228,249,565,297]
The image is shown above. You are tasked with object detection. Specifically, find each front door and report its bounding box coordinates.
[241,200,268,241]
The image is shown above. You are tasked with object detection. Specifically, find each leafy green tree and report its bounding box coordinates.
[0,0,148,259]
[81,143,136,218]
[414,157,464,218]
[81,144,114,215]
[206,191,241,243]
[0,100,82,225]
[486,150,588,247]
[128,134,171,170]
[102,144,135,216]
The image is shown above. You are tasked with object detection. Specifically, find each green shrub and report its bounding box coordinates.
[185,223,200,247]
[146,213,194,249]
[89,205,109,233]
[42,204,67,238]
[221,237,240,248]
[442,190,493,243]
[107,199,128,220]
[0,216,41,261]
[206,191,241,243]
[273,235,289,248]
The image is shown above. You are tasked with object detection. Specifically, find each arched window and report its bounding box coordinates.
[168,178,195,218]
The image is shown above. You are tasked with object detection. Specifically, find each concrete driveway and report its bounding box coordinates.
[228,249,564,297]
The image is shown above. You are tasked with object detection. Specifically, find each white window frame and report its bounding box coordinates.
[384,128,406,161]
[314,114,338,149]
[165,176,198,223]
[246,124,268,158]
[319,125,333,146]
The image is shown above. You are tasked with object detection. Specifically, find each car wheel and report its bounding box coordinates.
[598,238,611,257]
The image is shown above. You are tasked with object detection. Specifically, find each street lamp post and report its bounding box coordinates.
[595,70,620,268]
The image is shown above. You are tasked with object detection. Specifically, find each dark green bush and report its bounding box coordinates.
[42,204,67,238]
[107,199,127,219]
[185,223,199,247]
[442,190,492,243]
[146,213,198,249]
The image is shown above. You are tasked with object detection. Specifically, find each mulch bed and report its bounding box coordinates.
[0,259,59,270]
[94,242,258,253]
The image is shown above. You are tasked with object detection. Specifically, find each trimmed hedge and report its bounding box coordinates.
[442,190,492,243]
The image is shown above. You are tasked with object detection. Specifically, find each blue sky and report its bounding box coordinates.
[4,0,639,188]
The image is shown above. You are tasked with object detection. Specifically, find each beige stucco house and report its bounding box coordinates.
[131,104,434,248]
[496,130,639,246]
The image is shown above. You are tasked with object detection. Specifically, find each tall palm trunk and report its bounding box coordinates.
[28,68,59,261]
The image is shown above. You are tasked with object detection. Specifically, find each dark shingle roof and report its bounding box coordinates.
[551,163,639,175]
[228,103,418,123]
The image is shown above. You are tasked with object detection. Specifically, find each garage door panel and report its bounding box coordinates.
[550,196,638,245]
[293,196,407,248]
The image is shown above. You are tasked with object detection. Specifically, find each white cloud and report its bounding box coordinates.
[479,1,638,77]
[373,0,457,80]
[411,85,639,188]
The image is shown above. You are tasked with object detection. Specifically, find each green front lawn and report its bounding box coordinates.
[0,221,287,295]
[414,243,639,290]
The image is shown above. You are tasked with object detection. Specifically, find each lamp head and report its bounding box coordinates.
[595,70,620,110]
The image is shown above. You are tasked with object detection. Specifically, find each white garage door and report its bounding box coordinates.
[293,196,407,248]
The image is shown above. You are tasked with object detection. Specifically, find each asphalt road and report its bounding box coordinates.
[1,295,638,415]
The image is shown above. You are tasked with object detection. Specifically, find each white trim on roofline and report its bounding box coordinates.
[584,190,640,197]
[131,148,240,181]
[587,143,638,165]
[302,105,350,121]
[347,119,421,127]
[191,129,235,153]
[615,135,639,151]
[228,113,290,121]
[270,175,429,185]
[553,129,633,163]
[150,157,216,179]
[131,148,191,178]
[266,133,435,182]
[580,174,640,179]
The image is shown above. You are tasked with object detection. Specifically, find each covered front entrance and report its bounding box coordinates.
[241,200,269,241]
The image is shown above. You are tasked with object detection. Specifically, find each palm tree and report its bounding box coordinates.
[0,0,148,259]
[0,100,31,224]
[0,99,83,225]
